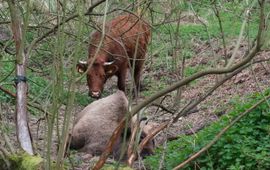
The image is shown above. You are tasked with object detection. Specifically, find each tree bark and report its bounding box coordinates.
[8,0,33,155]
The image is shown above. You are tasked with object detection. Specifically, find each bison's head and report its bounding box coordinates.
[76,59,118,98]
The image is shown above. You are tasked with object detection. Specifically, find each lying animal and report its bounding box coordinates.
[70,90,128,156]
[70,91,155,159]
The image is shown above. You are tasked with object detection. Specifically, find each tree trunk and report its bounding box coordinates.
[8,0,34,155]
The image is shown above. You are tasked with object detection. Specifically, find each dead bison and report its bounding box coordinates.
[77,14,151,98]
[69,91,155,159]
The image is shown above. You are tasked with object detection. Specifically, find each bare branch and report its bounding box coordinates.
[150,103,175,115]
[226,0,257,67]
[92,119,126,170]
[27,0,106,54]
[213,0,227,65]
[0,39,15,55]
[0,85,51,120]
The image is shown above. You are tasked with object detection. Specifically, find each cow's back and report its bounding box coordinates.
[89,14,151,60]
[107,14,151,59]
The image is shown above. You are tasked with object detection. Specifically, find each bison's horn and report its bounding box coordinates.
[103,60,115,66]
[79,60,87,64]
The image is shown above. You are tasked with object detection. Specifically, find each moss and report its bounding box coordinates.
[7,153,43,170]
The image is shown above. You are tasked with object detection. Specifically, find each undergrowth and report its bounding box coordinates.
[145,89,270,170]
[144,0,260,97]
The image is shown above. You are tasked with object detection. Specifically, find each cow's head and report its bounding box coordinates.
[139,131,155,157]
[76,59,118,98]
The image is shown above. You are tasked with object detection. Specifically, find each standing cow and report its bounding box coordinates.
[77,14,151,98]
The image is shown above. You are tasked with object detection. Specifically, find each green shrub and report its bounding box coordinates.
[145,89,270,170]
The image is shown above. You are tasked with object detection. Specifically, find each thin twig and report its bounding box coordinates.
[0,21,10,24]
[213,0,227,65]
[0,86,51,117]
[250,62,270,107]
[153,95,172,115]
[151,103,175,114]
[226,1,257,67]
[26,0,106,55]
[0,41,15,55]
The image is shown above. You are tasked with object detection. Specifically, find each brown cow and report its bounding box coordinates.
[77,14,151,98]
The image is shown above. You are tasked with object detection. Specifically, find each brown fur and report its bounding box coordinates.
[70,90,128,156]
[77,14,151,98]
[70,91,155,159]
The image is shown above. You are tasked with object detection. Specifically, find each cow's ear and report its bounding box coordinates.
[105,65,118,76]
[76,62,88,73]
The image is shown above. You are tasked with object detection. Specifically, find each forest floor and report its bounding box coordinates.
[2,39,269,170]
[2,19,270,170]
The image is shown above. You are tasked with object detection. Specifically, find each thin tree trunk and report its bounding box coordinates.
[8,0,33,155]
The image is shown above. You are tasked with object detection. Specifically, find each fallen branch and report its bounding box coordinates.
[92,119,126,170]
[0,86,15,98]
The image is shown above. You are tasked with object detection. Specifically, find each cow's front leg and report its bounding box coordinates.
[117,70,127,93]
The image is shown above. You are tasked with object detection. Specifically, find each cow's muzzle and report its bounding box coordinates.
[89,91,101,99]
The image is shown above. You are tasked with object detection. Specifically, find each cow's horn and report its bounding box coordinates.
[103,60,115,66]
[79,60,87,65]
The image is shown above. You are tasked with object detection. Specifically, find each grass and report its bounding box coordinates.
[155,8,259,41]
[143,0,260,98]
[144,89,270,169]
